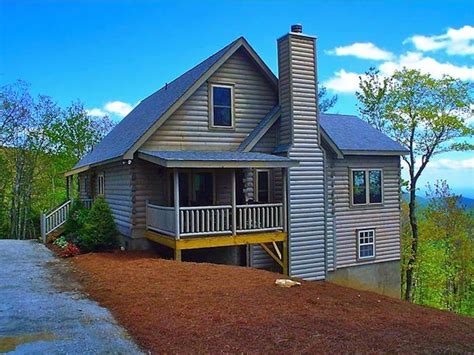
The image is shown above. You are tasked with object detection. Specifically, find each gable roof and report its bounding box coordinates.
[238,105,280,152]
[239,112,408,156]
[319,114,408,155]
[69,37,278,174]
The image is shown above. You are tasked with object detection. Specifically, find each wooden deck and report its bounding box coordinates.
[146,230,288,275]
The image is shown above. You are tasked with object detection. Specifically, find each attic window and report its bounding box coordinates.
[209,83,234,128]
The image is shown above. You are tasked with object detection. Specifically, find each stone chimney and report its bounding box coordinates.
[277,25,326,280]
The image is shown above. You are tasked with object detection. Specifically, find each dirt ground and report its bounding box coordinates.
[71,251,474,353]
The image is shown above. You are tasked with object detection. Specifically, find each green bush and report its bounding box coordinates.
[80,196,119,252]
[64,199,89,245]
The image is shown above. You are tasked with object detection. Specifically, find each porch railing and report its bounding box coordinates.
[180,205,232,236]
[146,203,176,236]
[237,203,283,233]
[40,199,72,242]
[146,202,283,238]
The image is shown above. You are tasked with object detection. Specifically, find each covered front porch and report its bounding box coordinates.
[138,150,297,274]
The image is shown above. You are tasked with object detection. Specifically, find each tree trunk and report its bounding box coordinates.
[405,185,418,301]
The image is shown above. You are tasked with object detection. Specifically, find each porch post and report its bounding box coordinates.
[282,167,289,276]
[173,168,180,240]
[66,176,70,200]
[231,169,236,236]
[282,168,288,232]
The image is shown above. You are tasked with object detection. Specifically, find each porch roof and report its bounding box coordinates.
[137,150,298,168]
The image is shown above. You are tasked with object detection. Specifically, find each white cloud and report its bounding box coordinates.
[379,52,474,81]
[87,100,134,118]
[406,25,474,56]
[323,69,364,93]
[324,25,474,94]
[327,42,393,60]
[86,108,107,117]
[324,52,474,94]
[428,157,474,170]
[104,101,134,117]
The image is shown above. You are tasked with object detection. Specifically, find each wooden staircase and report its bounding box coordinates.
[40,200,71,243]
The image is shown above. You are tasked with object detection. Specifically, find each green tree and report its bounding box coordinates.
[0,80,114,239]
[357,68,473,301]
[47,101,114,163]
[81,196,119,252]
[419,181,474,315]
[318,85,338,113]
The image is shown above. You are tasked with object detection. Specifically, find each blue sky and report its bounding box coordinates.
[1,0,473,197]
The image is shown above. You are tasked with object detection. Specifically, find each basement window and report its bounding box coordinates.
[209,83,234,128]
[358,229,375,259]
[351,169,383,205]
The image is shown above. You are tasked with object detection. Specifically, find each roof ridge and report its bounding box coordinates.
[320,113,358,118]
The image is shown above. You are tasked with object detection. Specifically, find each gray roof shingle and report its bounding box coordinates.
[139,150,294,162]
[74,38,242,169]
[319,114,408,154]
[138,150,298,168]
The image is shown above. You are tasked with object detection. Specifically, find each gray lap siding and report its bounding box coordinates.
[78,162,133,237]
[141,47,278,152]
[329,155,401,269]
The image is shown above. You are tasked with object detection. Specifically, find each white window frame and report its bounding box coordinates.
[350,168,383,206]
[255,169,271,203]
[357,229,376,260]
[209,83,235,129]
[97,173,105,196]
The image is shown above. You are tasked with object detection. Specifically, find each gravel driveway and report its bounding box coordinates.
[0,240,142,354]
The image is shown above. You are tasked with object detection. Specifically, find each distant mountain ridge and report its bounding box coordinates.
[402,193,474,209]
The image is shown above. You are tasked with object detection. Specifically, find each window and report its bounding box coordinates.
[81,176,89,194]
[169,171,214,207]
[351,169,383,205]
[210,84,233,128]
[358,229,375,259]
[97,173,105,195]
[256,170,270,203]
[192,172,214,206]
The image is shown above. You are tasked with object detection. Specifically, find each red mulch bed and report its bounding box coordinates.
[71,251,474,353]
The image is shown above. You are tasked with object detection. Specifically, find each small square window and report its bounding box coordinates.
[358,229,375,259]
[210,84,233,128]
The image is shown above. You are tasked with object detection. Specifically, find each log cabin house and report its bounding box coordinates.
[43,25,408,297]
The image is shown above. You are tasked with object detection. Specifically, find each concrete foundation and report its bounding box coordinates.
[327,260,401,298]
[121,235,152,251]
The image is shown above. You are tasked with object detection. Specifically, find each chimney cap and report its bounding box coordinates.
[291,24,303,33]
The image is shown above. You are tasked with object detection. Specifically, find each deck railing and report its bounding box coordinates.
[180,205,232,236]
[236,203,283,233]
[81,198,93,209]
[146,202,283,238]
[40,200,71,242]
[146,203,176,236]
